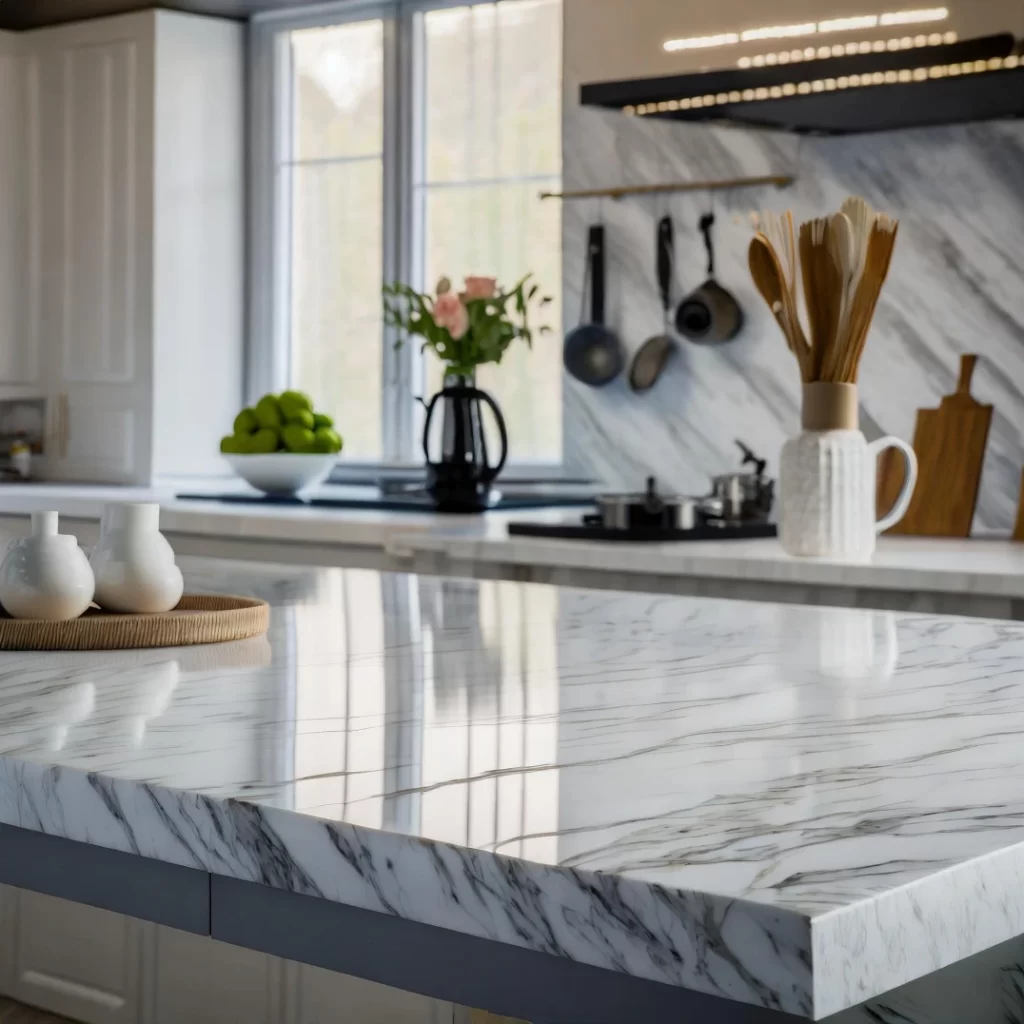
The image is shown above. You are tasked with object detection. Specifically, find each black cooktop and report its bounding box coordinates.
[508,521,777,543]
[175,492,597,514]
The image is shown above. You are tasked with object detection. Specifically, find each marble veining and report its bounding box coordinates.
[4,556,1024,1017]
[562,69,1024,533]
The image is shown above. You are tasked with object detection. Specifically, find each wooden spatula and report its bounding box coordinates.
[877,354,992,537]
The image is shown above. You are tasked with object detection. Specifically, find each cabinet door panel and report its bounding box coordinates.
[0,39,38,386]
[59,38,138,385]
[147,928,282,1024]
[0,885,141,1024]
[30,16,154,483]
[287,962,453,1024]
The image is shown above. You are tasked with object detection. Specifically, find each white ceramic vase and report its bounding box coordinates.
[0,511,95,620]
[90,503,184,614]
[779,384,918,562]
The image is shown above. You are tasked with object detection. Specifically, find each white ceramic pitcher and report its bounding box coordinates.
[779,428,917,562]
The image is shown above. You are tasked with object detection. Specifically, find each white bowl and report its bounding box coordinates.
[224,453,337,497]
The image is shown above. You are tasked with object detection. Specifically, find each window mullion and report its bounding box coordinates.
[380,15,403,464]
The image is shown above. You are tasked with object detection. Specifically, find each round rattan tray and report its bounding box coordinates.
[0,595,270,651]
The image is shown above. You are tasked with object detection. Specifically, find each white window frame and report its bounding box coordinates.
[249,0,565,479]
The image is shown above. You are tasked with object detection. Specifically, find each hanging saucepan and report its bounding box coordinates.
[564,225,624,387]
[629,215,676,393]
[675,212,744,344]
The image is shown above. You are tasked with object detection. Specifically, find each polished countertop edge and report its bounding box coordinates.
[812,838,1024,1018]
[396,532,1024,600]
[0,754,816,1018]
[5,743,1023,1019]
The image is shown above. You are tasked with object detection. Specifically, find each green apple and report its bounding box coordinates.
[249,428,280,454]
[280,390,313,419]
[313,413,334,429]
[313,427,343,454]
[282,424,316,453]
[286,409,315,431]
[233,408,259,436]
[220,435,241,454]
[254,394,282,429]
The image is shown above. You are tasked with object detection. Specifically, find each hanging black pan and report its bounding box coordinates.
[676,213,744,344]
[630,215,676,393]
[564,225,624,386]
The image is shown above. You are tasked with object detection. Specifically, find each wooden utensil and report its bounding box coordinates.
[748,234,810,380]
[1013,470,1024,541]
[877,354,993,537]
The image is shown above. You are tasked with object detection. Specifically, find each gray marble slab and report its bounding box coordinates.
[4,556,1024,1018]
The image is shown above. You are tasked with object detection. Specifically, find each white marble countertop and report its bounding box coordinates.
[400,520,1024,599]
[2,481,1024,604]
[4,556,1024,1018]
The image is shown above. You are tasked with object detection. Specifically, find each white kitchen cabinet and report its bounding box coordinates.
[0,31,33,392]
[0,886,143,1024]
[0,885,457,1023]
[283,961,453,1024]
[141,926,283,1024]
[0,11,244,483]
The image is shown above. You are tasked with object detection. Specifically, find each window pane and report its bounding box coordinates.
[419,1,563,464]
[422,2,562,182]
[285,19,384,462]
[289,161,384,461]
[290,22,384,162]
[422,182,562,463]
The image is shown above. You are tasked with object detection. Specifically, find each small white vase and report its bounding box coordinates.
[0,511,95,620]
[779,384,918,562]
[90,503,184,614]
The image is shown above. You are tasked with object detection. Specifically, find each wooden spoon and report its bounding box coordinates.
[749,234,810,380]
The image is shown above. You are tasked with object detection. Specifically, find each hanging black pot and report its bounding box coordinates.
[676,213,744,344]
[564,225,624,386]
[422,376,509,514]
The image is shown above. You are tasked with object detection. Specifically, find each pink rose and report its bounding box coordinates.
[463,276,497,301]
[433,292,469,340]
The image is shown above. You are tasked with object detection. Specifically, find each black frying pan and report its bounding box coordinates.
[676,213,744,344]
[564,226,624,387]
[630,215,676,393]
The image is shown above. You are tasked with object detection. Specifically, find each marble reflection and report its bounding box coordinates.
[4,557,1024,1015]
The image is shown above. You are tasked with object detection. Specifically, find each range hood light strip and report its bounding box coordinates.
[738,30,956,68]
[664,8,949,55]
[664,32,740,52]
[819,15,879,33]
[740,22,816,42]
[627,56,1017,115]
[879,7,948,25]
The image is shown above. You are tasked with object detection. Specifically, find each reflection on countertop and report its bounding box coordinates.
[5,556,1024,1018]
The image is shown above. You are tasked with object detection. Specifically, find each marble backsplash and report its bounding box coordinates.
[561,104,1024,532]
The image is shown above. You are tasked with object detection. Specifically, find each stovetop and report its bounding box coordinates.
[508,519,777,543]
[175,491,597,514]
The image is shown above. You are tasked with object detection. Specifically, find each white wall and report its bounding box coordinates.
[151,10,244,478]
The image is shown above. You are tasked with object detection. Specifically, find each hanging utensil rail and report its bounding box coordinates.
[540,174,794,201]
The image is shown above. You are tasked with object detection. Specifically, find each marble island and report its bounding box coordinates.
[2,556,1024,1022]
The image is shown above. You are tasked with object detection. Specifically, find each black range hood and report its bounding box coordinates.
[581,34,1024,135]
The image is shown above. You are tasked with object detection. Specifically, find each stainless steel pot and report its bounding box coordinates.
[596,477,697,531]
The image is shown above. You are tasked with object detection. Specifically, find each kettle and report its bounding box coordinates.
[422,377,508,513]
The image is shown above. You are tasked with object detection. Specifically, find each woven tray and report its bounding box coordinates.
[0,595,270,652]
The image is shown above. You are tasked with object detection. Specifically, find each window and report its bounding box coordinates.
[252,0,563,470]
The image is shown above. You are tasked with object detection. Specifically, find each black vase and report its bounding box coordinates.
[422,375,508,513]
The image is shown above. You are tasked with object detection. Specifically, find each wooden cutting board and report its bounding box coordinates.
[877,354,992,537]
